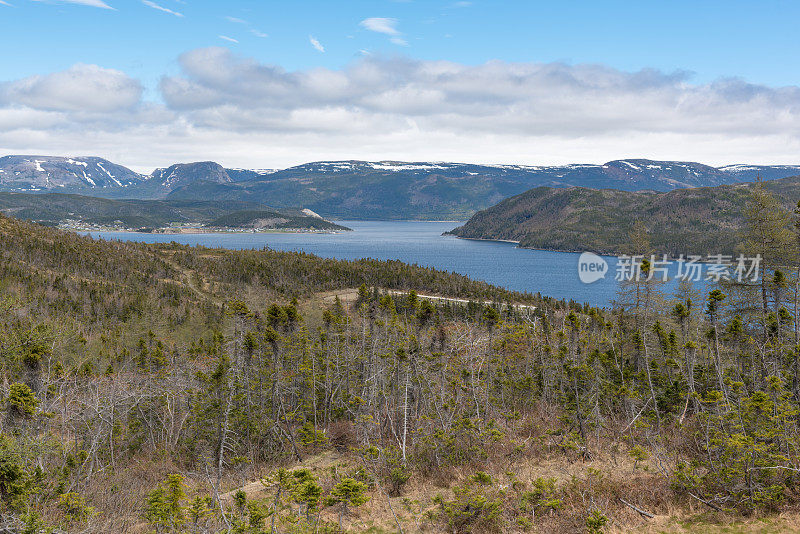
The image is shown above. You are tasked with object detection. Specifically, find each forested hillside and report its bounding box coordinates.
[4,181,800,533]
[205,209,347,231]
[0,192,346,231]
[160,160,800,220]
[6,155,800,221]
[449,176,800,256]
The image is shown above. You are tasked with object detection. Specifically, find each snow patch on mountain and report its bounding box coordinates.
[369,162,451,172]
[619,161,642,171]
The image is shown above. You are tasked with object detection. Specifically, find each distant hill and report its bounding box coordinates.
[157,159,800,220]
[206,209,347,231]
[4,155,800,220]
[447,176,800,257]
[126,161,235,199]
[152,161,232,189]
[0,192,346,231]
[226,168,278,182]
[0,155,144,192]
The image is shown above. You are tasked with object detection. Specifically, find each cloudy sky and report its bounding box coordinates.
[1,0,800,172]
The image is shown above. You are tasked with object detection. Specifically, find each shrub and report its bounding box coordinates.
[290,469,323,521]
[0,437,28,509]
[416,417,493,471]
[389,465,412,496]
[144,474,186,532]
[7,383,38,417]
[434,479,503,533]
[329,478,370,529]
[298,422,328,448]
[520,477,562,515]
[585,509,608,533]
[187,496,213,530]
[360,445,410,496]
[57,492,95,523]
[472,471,492,485]
[233,489,247,517]
[628,445,649,469]
[246,501,267,529]
[674,379,800,513]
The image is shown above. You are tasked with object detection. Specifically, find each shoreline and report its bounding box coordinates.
[70,226,350,235]
[444,234,521,245]
[328,219,468,225]
[448,234,738,261]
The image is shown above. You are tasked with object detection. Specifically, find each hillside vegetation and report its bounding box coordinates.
[4,181,800,533]
[0,192,346,231]
[449,176,800,256]
[162,160,800,221]
[206,209,347,231]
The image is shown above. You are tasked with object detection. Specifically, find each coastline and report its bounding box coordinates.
[448,233,738,261]
[70,226,350,235]
[444,234,521,245]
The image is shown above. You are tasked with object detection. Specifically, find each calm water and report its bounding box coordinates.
[85,220,703,307]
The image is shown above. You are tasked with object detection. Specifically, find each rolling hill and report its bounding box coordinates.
[159,159,800,220]
[447,176,800,256]
[0,192,348,231]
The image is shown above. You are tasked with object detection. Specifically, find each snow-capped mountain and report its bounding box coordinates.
[2,155,799,219]
[226,168,278,182]
[273,159,800,192]
[161,158,800,219]
[718,164,800,182]
[150,161,233,190]
[0,156,144,191]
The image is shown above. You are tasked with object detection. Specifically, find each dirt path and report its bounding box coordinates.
[320,288,536,311]
[156,250,224,306]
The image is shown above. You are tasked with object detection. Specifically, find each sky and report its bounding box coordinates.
[1,0,800,172]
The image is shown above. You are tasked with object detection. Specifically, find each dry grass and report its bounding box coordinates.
[209,426,676,533]
[79,435,800,533]
[623,512,800,533]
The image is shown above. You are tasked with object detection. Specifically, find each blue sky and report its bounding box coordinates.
[3,0,799,87]
[1,0,800,170]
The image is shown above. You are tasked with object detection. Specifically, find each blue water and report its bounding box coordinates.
[85,220,706,308]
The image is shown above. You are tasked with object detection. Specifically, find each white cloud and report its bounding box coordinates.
[224,15,266,38]
[360,17,400,36]
[1,63,142,112]
[141,0,183,17]
[0,1,12,6]
[4,52,800,170]
[361,18,407,46]
[0,107,66,131]
[219,35,239,44]
[309,35,325,53]
[30,0,114,8]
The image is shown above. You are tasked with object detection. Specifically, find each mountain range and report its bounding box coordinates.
[2,155,800,219]
[0,155,144,191]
